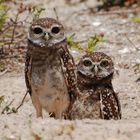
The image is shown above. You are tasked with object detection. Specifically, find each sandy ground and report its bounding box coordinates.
[0,0,140,140]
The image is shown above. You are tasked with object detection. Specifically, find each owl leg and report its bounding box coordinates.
[35,135,41,140]
[36,104,43,118]
[54,110,63,119]
[52,97,67,119]
[55,105,64,119]
[31,94,43,118]
[31,97,42,140]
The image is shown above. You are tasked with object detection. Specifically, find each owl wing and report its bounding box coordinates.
[58,45,79,119]
[100,88,121,120]
[25,51,32,95]
[58,45,78,98]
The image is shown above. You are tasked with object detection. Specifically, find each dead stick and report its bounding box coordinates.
[136,77,140,82]
[124,33,138,50]
[9,13,19,49]
[0,69,8,76]
[53,7,59,21]
[14,91,28,112]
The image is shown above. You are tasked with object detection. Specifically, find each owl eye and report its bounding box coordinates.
[51,26,60,34]
[100,60,109,67]
[33,27,43,34]
[83,60,92,67]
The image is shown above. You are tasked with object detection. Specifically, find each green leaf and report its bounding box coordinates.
[87,34,104,53]
[0,2,8,30]
[32,5,45,21]
[67,34,105,53]
[133,63,140,74]
[132,16,140,23]
[0,63,5,71]
[67,34,83,51]
[0,11,7,30]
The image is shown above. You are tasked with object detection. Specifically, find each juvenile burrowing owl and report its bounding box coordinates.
[25,17,78,119]
[70,52,121,120]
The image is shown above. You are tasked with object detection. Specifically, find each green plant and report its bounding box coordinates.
[0,62,5,72]
[87,34,104,53]
[1,98,16,114]
[0,93,16,114]
[133,63,140,74]
[67,34,83,51]
[32,5,45,21]
[67,34,104,53]
[132,16,140,23]
[0,0,8,31]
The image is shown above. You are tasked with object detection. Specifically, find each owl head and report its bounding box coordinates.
[28,18,65,47]
[77,52,114,81]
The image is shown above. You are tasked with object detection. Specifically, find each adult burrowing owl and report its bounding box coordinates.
[70,52,121,120]
[25,17,78,119]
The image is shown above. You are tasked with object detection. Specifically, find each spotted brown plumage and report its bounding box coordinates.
[25,17,78,119]
[100,87,121,119]
[70,52,121,120]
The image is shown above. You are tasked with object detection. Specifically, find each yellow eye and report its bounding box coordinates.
[83,60,92,67]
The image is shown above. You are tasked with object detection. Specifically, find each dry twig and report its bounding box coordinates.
[14,91,28,113]
[53,7,59,21]
[124,33,139,50]
[0,69,8,76]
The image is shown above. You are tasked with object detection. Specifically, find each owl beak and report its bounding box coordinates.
[45,33,49,41]
[92,65,98,75]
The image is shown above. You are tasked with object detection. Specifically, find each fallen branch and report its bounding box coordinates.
[0,69,8,76]
[14,91,28,113]
[124,33,139,50]
[3,91,29,115]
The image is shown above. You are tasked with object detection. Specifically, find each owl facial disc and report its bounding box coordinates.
[28,18,66,47]
[78,52,114,80]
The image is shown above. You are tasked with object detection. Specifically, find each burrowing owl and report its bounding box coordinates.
[25,17,78,119]
[70,52,121,120]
